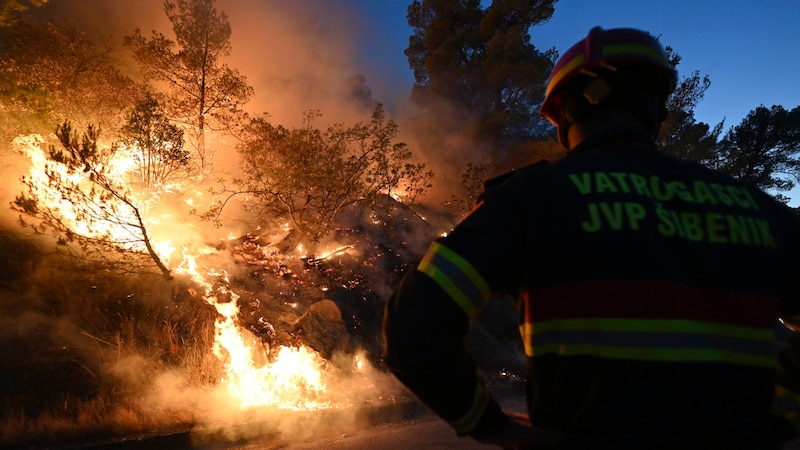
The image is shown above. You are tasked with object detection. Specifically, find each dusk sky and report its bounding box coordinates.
[345,0,800,131]
[337,0,800,203]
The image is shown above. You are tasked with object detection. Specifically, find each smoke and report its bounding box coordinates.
[223,1,370,121]
[18,0,485,209]
[125,349,407,446]
[215,0,487,207]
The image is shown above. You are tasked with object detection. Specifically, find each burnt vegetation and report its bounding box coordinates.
[1,0,799,447]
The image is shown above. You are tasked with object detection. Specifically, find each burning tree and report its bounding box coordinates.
[213,103,433,250]
[12,122,172,279]
[119,91,190,194]
[124,0,253,176]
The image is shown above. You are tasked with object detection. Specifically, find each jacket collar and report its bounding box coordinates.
[570,125,657,153]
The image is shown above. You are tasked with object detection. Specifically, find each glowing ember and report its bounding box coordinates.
[315,245,354,260]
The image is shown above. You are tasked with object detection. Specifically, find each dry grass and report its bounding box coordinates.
[0,394,197,447]
[0,229,222,447]
[0,219,418,448]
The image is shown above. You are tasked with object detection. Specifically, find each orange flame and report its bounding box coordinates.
[16,134,363,412]
[175,250,353,410]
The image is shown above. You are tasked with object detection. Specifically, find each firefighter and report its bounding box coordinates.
[383,26,800,449]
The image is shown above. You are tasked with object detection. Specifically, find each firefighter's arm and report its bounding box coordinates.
[775,246,800,441]
[773,329,800,441]
[383,268,509,438]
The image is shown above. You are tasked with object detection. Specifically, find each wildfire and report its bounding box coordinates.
[15,134,365,413]
[14,135,160,252]
[174,248,357,411]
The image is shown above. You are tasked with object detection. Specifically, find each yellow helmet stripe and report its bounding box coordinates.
[545,53,585,97]
[602,42,671,64]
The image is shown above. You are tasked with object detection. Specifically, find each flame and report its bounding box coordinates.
[14,135,164,253]
[15,134,361,413]
[315,245,354,260]
[106,143,141,179]
[175,249,351,411]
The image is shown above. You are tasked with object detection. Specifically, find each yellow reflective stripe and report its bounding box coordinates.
[773,385,800,434]
[417,241,491,320]
[449,382,491,435]
[603,43,669,64]
[530,343,773,366]
[532,318,771,340]
[519,319,775,367]
[545,53,585,96]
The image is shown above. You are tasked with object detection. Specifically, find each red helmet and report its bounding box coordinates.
[540,27,677,126]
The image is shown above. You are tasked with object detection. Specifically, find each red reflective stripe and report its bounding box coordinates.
[525,281,778,328]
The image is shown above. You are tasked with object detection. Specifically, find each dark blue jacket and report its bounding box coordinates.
[384,127,800,449]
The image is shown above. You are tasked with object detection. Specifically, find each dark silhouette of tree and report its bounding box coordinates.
[715,105,800,200]
[405,0,556,155]
[124,0,253,176]
[212,104,433,249]
[658,47,724,166]
[13,122,172,279]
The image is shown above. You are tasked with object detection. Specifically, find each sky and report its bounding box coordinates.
[343,0,800,131]
[332,0,800,203]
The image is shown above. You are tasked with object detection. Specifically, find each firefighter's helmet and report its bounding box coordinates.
[540,27,677,128]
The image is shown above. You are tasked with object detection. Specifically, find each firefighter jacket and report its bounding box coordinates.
[383,126,800,449]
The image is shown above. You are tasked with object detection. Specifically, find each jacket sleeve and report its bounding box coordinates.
[382,176,529,438]
[773,331,800,441]
[383,268,510,437]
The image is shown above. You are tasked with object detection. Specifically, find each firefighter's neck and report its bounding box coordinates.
[566,108,653,150]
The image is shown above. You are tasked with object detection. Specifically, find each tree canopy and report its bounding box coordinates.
[657,47,724,166]
[715,105,800,198]
[225,104,433,249]
[0,0,47,27]
[405,0,556,155]
[0,18,138,140]
[119,92,189,193]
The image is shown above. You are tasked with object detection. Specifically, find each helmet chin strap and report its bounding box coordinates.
[556,105,578,149]
[557,115,574,149]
